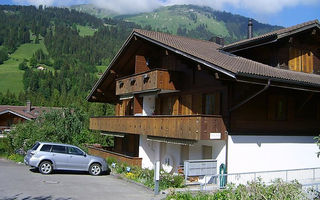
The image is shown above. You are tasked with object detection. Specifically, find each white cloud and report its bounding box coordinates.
[12,0,87,7]
[11,0,320,15]
[90,0,161,14]
[163,0,318,14]
[12,0,55,6]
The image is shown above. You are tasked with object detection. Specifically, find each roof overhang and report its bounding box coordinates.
[222,21,320,53]
[236,73,320,93]
[0,109,31,120]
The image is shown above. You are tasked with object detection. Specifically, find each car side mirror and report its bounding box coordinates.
[83,153,87,157]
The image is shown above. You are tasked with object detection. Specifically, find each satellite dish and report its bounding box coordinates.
[162,154,174,173]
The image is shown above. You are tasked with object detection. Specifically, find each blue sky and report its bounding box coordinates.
[1,0,320,27]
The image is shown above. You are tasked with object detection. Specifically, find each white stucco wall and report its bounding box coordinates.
[142,95,155,116]
[227,135,320,174]
[160,143,181,172]
[189,140,226,172]
[139,140,227,173]
[139,135,155,169]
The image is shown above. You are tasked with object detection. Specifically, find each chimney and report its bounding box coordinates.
[215,36,224,46]
[248,18,253,39]
[209,36,224,46]
[26,100,31,112]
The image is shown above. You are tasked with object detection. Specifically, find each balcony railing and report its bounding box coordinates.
[87,146,142,167]
[115,69,178,96]
[90,115,227,140]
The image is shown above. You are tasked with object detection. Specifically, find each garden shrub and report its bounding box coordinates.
[167,178,308,200]
[107,158,185,190]
[0,138,13,154]
[7,154,24,163]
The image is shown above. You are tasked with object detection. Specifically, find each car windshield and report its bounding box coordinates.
[31,142,40,151]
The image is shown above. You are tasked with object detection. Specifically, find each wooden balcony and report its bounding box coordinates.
[90,115,227,140]
[115,69,178,96]
[87,146,142,167]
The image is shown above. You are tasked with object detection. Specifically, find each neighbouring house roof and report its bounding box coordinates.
[87,22,320,102]
[222,19,320,52]
[0,104,56,120]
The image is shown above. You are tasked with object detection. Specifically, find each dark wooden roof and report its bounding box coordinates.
[87,24,320,102]
[222,19,320,52]
[0,105,58,120]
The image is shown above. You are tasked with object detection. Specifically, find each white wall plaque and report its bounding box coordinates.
[210,133,221,140]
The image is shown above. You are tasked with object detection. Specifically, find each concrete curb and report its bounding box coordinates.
[110,172,168,200]
[110,172,154,192]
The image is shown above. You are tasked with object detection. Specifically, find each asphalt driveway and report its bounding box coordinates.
[0,158,155,200]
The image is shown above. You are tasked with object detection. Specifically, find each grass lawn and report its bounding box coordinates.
[0,38,48,94]
[77,25,97,37]
[96,65,108,77]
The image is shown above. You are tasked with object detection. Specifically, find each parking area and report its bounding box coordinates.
[0,158,155,200]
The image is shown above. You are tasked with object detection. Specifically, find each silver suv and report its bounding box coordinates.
[24,142,108,176]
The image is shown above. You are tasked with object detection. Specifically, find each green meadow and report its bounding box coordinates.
[77,25,97,37]
[0,37,48,94]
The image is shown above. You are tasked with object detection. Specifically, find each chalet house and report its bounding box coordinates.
[87,19,320,174]
[0,101,53,133]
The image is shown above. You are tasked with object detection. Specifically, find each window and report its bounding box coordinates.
[268,95,288,121]
[68,147,84,156]
[31,142,40,151]
[276,97,287,120]
[204,93,221,115]
[51,145,66,154]
[40,144,52,152]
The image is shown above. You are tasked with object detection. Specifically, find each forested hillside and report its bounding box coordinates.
[0,5,141,115]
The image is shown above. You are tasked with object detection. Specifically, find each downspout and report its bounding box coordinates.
[230,79,271,112]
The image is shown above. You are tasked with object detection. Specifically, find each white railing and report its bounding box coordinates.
[188,167,320,194]
[218,167,320,186]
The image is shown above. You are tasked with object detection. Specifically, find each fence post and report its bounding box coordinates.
[285,171,288,182]
[313,168,315,181]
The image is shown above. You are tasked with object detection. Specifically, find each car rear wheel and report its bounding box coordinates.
[89,163,102,176]
[39,161,53,174]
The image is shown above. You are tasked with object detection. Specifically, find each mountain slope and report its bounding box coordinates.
[70,4,118,18]
[117,5,282,43]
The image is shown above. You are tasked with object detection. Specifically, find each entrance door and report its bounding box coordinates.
[202,145,212,159]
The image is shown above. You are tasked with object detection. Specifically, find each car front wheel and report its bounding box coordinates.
[39,161,53,174]
[89,163,102,176]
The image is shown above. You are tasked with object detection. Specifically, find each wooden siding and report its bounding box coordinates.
[88,146,142,167]
[230,83,320,135]
[133,95,143,114]
[116,98,133,116]
[289,47,314,73]
[0,113,26,128]
[135,55,149,73]
[116,69,178,96]
[90,115,227,140]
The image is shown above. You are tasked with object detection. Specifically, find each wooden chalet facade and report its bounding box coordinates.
[0,101,56,134]
[87,20,320,173]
